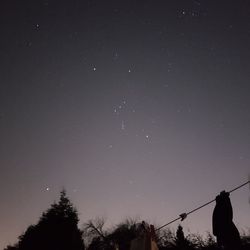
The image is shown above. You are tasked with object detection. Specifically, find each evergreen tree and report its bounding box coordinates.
[175,225,190,250]
[13,190,84,250]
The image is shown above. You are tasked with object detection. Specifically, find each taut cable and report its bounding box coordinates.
[156,180,250,231]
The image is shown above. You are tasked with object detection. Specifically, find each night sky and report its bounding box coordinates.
[1,0,250,248]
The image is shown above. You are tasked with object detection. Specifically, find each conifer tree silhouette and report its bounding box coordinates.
[11,190,85,250]
[175,225,190,250]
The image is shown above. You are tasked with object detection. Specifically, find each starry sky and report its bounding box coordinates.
[1,0,250,248]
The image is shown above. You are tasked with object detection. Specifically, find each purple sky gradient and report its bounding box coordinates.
[1,0,250,248]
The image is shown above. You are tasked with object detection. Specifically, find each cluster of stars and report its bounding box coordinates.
[108,98,153,149]
[113,100,128,116]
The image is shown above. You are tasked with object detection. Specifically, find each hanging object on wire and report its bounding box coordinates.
[156,179,250,232]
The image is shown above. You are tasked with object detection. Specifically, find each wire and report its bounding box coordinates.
[155,180,250,231]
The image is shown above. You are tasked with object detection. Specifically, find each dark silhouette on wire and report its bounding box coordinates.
[212,191,241,250]
[156,180,250,231]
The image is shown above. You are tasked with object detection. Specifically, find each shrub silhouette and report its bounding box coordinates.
[4,193,250,250]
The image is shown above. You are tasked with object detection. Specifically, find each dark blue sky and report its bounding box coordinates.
[1,0,250,248]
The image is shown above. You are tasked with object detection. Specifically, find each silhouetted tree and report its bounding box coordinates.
[83,217,139,250]
[83,217,113,249]
[7,190,84,250]
[109,218,138,250]
[83,217,107,247]
[201,232,218,250]
[174,225,192,250]
[157,227,176,249]
[4,199,250,250]
[87,236,104,249]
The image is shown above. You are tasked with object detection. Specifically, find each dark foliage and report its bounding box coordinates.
[175,225,190,249]
[109,221,137,250]
[4,193,250,250]
[5,190,84,250]
[83,217,138,250]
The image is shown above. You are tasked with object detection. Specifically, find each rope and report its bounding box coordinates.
[155,180,250,231]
